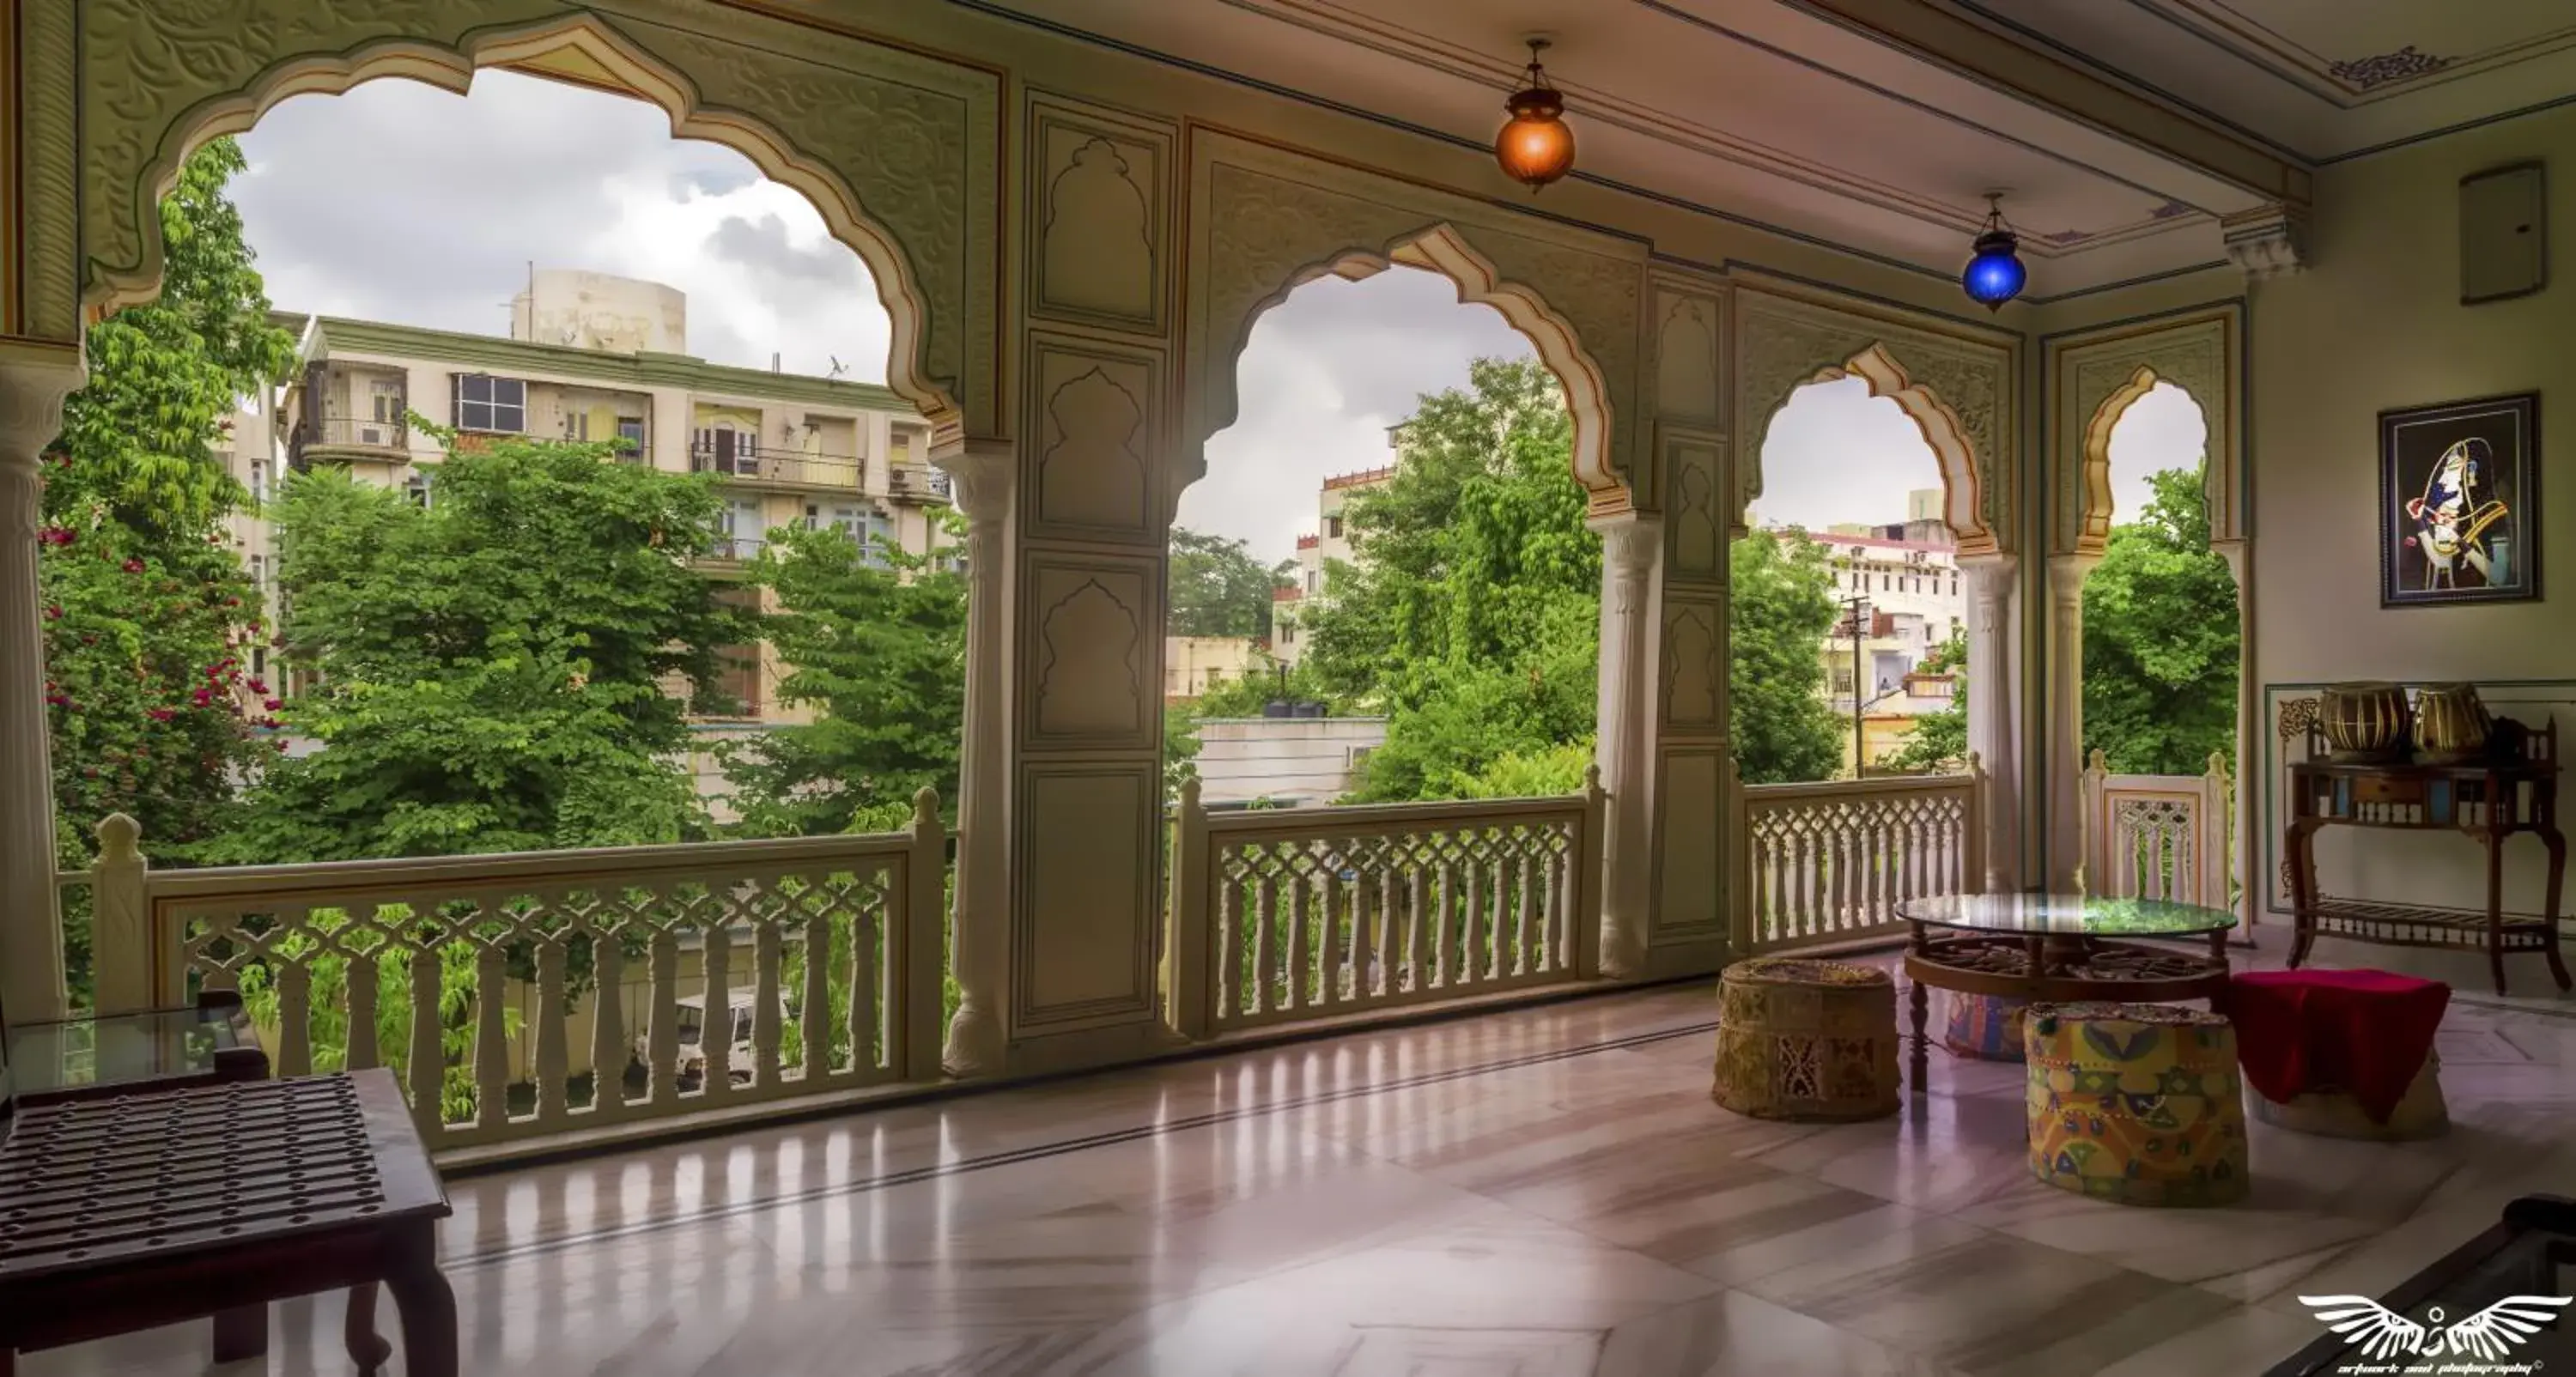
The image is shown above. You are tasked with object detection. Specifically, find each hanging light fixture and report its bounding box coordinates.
[1495,39,1577,192]
[1960,192,2026,311]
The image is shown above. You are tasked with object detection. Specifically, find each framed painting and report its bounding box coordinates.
[2379,392,2541,607]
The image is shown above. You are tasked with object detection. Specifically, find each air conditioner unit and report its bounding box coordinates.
[359,425,388,446]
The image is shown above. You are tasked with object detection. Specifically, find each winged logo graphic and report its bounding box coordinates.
[2302,1294,2572,1362]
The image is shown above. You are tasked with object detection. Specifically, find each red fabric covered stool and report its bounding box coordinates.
[2228,969,2450,1139]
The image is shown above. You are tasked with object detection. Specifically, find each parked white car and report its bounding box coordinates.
[633,992,761,1084]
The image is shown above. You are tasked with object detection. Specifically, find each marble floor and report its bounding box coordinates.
[26,937,2576,1376]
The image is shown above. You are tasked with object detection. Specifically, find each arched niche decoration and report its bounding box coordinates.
[1183,131,1645,519]
[48,3,996,436]
[2051,309,2240,558]
[1730,286,2014,556]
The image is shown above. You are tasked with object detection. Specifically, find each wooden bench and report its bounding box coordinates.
[0,1067,457,1376]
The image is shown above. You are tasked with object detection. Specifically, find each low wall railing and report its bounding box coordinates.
[2081,749,2232,907]
[1734,756,1987,955]
[79,796,946,1156]
[1164,773,1607,1038]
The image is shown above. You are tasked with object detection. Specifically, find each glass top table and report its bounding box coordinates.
[1897,891,2238,938]
[1892,893,2239,1095]
[3,992,264,1105]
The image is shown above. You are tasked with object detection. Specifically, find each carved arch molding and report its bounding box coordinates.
[1729,286,2017,556]
[2049,310,2243,557]
[1182,130,1648,515]
[27,0,999,436]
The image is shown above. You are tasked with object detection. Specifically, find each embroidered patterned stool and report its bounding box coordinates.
[2026,1002,2248,1208]
[1712,957,1899,1121]
[1944,992,2028,1062]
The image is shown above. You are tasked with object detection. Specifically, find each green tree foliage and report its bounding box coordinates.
[2082,467,2240,775]
[1168,527,1291,639]
[720,516,969,836]
[48,138,299,537]
[1881,632,1968,774]
[1297,359,1601,800]
[39,138,295,1001]
[213,432,746,863]
[1728,529,1845,784]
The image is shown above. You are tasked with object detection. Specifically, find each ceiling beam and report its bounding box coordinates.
[1789,0,2312,207]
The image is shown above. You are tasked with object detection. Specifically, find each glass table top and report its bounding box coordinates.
[3,1002,255,1099]
[1895,892,2238,937]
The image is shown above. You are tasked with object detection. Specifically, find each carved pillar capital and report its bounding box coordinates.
[2221,204,2311,280]
[933,436,1014,525]
[0,352,82,1022]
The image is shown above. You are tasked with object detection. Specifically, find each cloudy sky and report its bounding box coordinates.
[235,69,2204,566]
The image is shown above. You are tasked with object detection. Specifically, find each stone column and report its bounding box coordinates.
[1,358,81,1022]
[1592,515,1662,979]
[2214,540,2254,934]
[1959,555,2019,892]
[2044,553,2100,892]
[936,439,1012,1076]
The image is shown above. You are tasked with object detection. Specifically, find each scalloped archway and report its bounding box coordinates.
[1182,221,1628,520]
[64,10,972,434]
[1752,343,1992,557]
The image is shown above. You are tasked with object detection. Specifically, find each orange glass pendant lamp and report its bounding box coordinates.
[1496,39,1576,191]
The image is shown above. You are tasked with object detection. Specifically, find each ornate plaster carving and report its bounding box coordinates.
[2222,204,2310,279]
[1731,287,2012,555]
[1662,604,1722,726]
[2328,47,2451,91]
[1655,292,1722,425]
[1032,573,1145,742]
[17,0,79,342]
[1030,94,1171,334]
[1033,356,1151,536]
[1663,434,1724,585]
[1186,134,1644,514]
[2054,311,2239,555]
[70,3,995,430]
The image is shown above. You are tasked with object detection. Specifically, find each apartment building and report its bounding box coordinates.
[1272,462,1395,669]
[240,270,955,813]
[1799,489,1965,774]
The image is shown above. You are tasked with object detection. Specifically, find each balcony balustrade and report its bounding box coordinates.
[299,416,410,454]
[1735,758,1987,955]
[2080,749,2233,908]
[1164,774,1607,1038]
[75,803,946,1162]
[690,439,863,491]
[886,462,951,503]
[52,765,1994,1165]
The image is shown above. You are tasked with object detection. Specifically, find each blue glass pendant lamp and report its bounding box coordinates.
[1961,193,2026,311]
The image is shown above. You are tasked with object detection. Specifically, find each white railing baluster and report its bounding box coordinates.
[1315,868,1342,1008]
[752,913,783,1087]
[799,908,829,1083]
[533,936,569,1126]
[848,897,878,1074]
[648,929,680,1103]
[473,945,508,1130]
[1252,874,1279,1014]
[701,923,733,1101]
[408,945,443,1139]
[589,927,624,1119]
[1218,879,1244,1021]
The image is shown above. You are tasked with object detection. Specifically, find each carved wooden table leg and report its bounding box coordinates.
[384,1223,459,1377]
[210,1303,265,1363]
[1908,974,1929,1096]
[344,1282,393,1375]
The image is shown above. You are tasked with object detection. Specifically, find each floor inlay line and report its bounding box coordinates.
[454,1014,1723,1270]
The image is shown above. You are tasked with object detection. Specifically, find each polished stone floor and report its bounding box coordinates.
[27,935,2576,1376]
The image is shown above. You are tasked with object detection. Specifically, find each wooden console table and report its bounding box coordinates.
[2286,719,2570,995]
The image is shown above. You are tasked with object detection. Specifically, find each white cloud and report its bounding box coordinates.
[1752,376,1946,531]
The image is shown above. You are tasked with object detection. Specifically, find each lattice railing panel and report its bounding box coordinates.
[135,802,945,1156]
[1740,771,1983,954]
[2081,751,2232,909]
[1170,781,1605,1035]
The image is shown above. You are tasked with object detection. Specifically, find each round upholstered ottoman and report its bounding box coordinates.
[1944,992,2028,1062]
[1712,957,1899,1122]
[2252,1052,2449,1141]
[2026,1002,2248,1208]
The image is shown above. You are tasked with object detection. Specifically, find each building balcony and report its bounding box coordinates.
[690,440,863,491]
[291,415,410,469]
[692,534,768,568]
[886,461,951,503]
